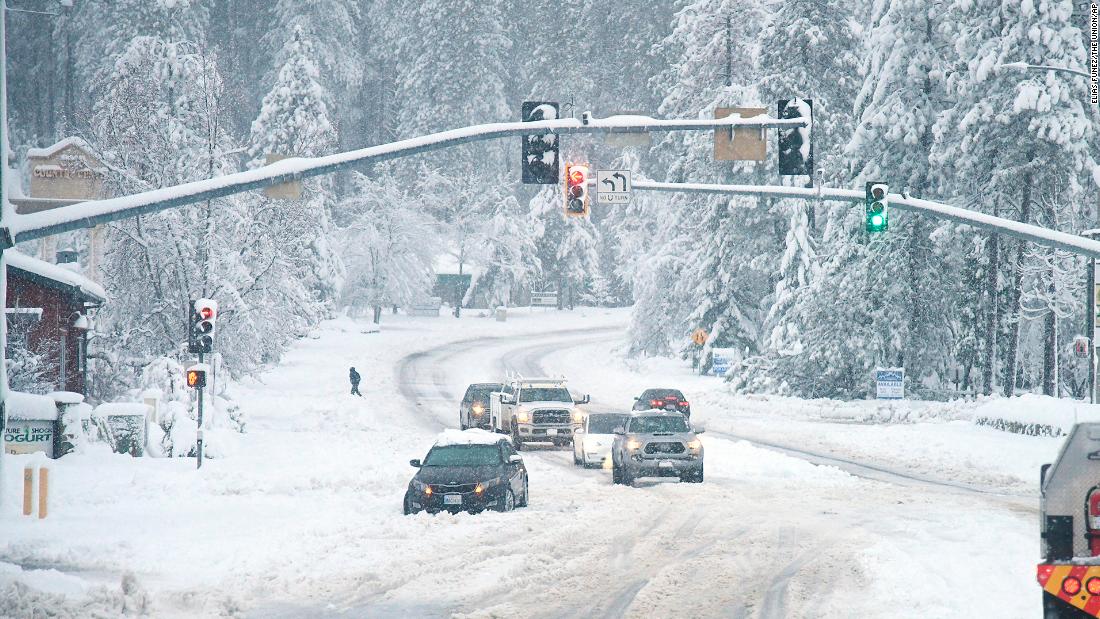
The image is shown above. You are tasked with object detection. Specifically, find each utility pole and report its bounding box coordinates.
[725,14,732,89]
[0,0,10,515]
[1086,229,1100,404]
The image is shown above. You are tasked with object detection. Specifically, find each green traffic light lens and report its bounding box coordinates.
[871,214,884,226]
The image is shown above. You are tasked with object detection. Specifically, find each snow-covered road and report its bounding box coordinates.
[0,309,1046,617]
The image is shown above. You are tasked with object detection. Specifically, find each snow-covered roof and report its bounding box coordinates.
[7,391,58,421]
[7,250,106,302]
[26,137,100,160]
[432,428,510,447]
[49,391,85,405]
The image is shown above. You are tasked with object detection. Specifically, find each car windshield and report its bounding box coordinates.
[588,414,627,434]
[465,386,500,402]
[643,389,684,400]
[629,416,688,434]
[423,445,501,466]
[519,387,571,402]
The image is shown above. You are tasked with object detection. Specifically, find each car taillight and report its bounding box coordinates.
[679,401,689,407]
[650,400,661,407]
[1064,576,1082,596]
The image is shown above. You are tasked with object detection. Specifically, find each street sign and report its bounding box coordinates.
[262,154,303,200]
[711,348,736,377]
[714,107,767,161]
[874,368,904,400]
[596,170,631,205]
[691,328,707,346]
[604,111,652,148]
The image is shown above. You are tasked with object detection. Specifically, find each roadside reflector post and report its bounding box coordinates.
[21,464,49,518]
[22,466,32,516]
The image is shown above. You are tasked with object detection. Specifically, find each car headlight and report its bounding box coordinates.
[516,410,530,423]
[626,440,642,451]
[687,439,702,451]
[412,480,432,494]
[572,409,584,423]
[472,404,485,416]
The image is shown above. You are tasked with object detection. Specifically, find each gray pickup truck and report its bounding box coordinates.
[611,410,704,485]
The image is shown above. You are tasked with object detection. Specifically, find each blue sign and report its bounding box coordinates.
[711,349,736,377]
[875,368,904,399]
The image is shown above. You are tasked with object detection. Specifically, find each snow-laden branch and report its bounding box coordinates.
[631,180,1100,259]
[2,113,807,247]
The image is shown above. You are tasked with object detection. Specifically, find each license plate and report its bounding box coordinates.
[546,428,557,435]
[665,405,677,410]
[444,494,462,505]
[659,460,675,468]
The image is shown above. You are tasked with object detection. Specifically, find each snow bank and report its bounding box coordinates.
[94,403,151,417]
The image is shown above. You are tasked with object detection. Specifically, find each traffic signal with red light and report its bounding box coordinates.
[186,366,207,389]
[188,298,218,354]
[564,162,590,217]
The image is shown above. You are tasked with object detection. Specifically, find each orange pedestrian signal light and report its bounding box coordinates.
[564,162,590,217]
[186,368,207,389]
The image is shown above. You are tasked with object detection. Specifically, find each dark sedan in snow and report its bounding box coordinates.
[404,429,529,515]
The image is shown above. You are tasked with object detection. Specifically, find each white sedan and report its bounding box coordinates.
[573,412,629,468]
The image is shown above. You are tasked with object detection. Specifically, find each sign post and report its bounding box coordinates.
[875,368,905,400]
[1085,229,1100,405]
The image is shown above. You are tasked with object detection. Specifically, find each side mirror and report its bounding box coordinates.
[574,427,585,434]
[508,454,522,465]
[410,459,422,468]
[581,394,591,404]
[613,427,626,435]
[633,396,640,401]
[692,424,706,434]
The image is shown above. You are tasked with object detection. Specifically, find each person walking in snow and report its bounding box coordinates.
[349,367,362,396]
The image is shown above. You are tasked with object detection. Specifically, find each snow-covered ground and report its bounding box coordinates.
[0,307,1073,617]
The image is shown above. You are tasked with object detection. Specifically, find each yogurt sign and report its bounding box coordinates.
[4,420,54,456]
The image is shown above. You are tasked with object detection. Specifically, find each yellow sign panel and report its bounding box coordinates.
[262,154,303,200]
[714,107,767,161]
[691,329,708,346]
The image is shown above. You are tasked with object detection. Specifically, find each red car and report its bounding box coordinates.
[632,388,690,418]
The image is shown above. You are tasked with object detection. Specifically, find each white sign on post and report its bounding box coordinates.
[596,170,631,205]
[874,367,904,400]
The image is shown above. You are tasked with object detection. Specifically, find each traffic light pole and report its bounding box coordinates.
[196,352,204,469]
[1086,230,1100,404]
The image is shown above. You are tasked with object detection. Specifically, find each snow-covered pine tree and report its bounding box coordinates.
[934,0,1096,396]
[248,25,343,309]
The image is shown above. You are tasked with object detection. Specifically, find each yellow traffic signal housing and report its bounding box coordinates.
[563,162,590,217]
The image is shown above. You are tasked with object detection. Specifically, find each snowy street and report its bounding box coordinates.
[0,310,1053,617]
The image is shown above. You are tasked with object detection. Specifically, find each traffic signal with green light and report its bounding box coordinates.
[865,182,888,232]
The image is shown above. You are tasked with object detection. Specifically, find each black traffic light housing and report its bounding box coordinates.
[521,101,559,184]
[865,182,889,232]
[188,298,218,354]
[777,98,813,176]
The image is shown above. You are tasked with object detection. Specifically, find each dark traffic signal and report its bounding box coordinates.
[865,182,889,232]
[521,101,559,184]
[777,98,813,176]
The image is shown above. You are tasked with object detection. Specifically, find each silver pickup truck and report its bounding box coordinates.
[610,410,704,485]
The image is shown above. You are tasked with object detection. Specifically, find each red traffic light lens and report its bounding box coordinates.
[568,169,585,185]
[199,307,215,319]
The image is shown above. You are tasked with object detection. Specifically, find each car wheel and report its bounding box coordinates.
[621,465,635,487]
[517,476,529,507]
[682,466,704,483]
[403,494,414,515]
[460,423,468,430]
[573,445,582,465]
[612,458,623,485]
[497,488,516,512]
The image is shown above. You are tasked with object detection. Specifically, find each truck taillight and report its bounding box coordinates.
[1064,576,1083,596]
[1088,486,1100,556]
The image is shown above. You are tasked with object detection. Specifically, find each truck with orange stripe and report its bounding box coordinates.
[1038,423,1100,617]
